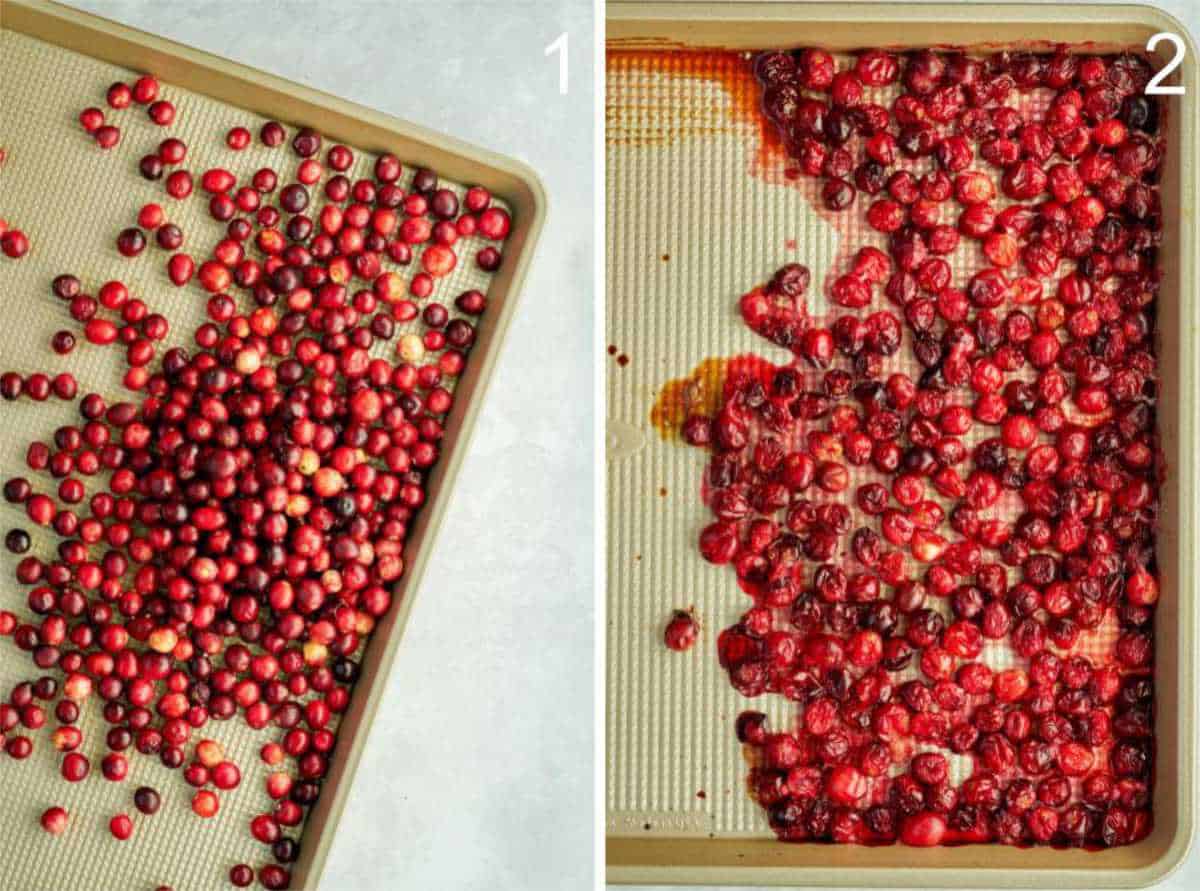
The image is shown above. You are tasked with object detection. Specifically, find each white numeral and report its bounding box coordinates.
[545,32,569,95]
[1146,33,1186,95]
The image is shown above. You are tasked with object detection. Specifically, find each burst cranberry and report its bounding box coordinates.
[664,611,699,651]
[826,765,867,805]
[900,812,947,846]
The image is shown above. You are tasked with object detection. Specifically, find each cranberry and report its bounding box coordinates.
[79,107,105,132]
[109,813,134,840]
[664,610,699,651]
[139,154,164,180]
[101,752,129,781]
[117,227,147,257]
[146,100,174,126]
[1,229,31,257]
[41,806,69,835]
[60,751,90,782]
[134,786,161,814]
[259,865,290,889]
[260,121,286,146]
[291,127,322,157]
[225,126,251,150]
[900,812,947,846]
[106,82,132,108]
[191,789,219,818]
[165,170,193,199]
[94,125,121,149]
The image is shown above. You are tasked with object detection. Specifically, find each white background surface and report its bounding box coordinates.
[57,1,595,889]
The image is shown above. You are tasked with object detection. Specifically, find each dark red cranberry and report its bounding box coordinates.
[260,121,286,147]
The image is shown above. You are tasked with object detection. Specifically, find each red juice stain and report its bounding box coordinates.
[649,353,779,441]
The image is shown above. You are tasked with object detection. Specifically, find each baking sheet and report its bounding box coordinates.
[605,22,1200,891]
[603,44,1139,841]
[0,25,509,890]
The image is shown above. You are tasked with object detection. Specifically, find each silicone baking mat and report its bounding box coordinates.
[0,27,505,890]
[605,49,1122,840]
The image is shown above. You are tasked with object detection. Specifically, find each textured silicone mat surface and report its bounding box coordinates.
[605,50,1123,839]
[0,28,502,890]
[606,51,828,839]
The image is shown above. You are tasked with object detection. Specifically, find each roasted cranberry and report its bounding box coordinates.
[664,610,699,651]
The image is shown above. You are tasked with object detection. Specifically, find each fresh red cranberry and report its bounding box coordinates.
[109,813,134,840]
[191,789,219,818]
[116,227,147,257]
[61,751,90,782]
[259,865,290,890]
[93,124,121,149]
[79,107,105,132]
[260,120,286,146]
[130,786,160,815]
[41,806,69,835]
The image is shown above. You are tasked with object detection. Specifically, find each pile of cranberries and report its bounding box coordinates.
[678,48,1161,848]
[1,73,509,887]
